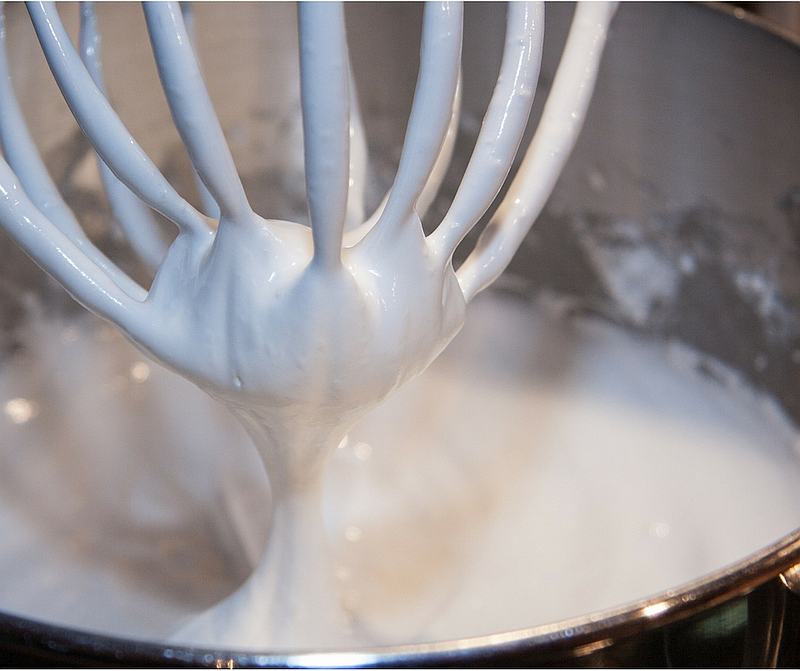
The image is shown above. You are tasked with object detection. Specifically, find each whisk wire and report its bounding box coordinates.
[26,1,209,238]
[430,1,544,260]
[144,1,251,222]
[416,72,462,223]
[79,1,168,270]
[179,0,221,221]
[370,0,463,240]
[344,58,367,230]
[298,1,351,268]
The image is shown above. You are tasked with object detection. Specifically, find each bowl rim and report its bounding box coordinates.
[1,1,800,667]
[2,525,800,667]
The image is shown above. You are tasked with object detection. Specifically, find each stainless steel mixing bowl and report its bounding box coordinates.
[1,2,800,666]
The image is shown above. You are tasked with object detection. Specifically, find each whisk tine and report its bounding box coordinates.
[0,4,146,300]
[179,1,220,221]
[345,59,367,229]
[0,158,146,323]
[416,71,461,221]
[457,2,615,301]
[26,1,208,238]
[430,1,544,260]
[369,1,463,239]
[144,2,249,222]
[298,1,350,268]
[79,2,167,269]
[359,72,461,234]
[0,7,75,238]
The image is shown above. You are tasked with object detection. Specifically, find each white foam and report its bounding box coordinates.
[1,292,798,649]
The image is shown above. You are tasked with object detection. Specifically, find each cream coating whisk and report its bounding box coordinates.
[0,1,613,646]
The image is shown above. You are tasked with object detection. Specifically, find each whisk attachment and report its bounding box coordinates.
[0,0,614,332]
[0,0,615,646]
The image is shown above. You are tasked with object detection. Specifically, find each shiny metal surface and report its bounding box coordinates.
[1,1,800,666]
